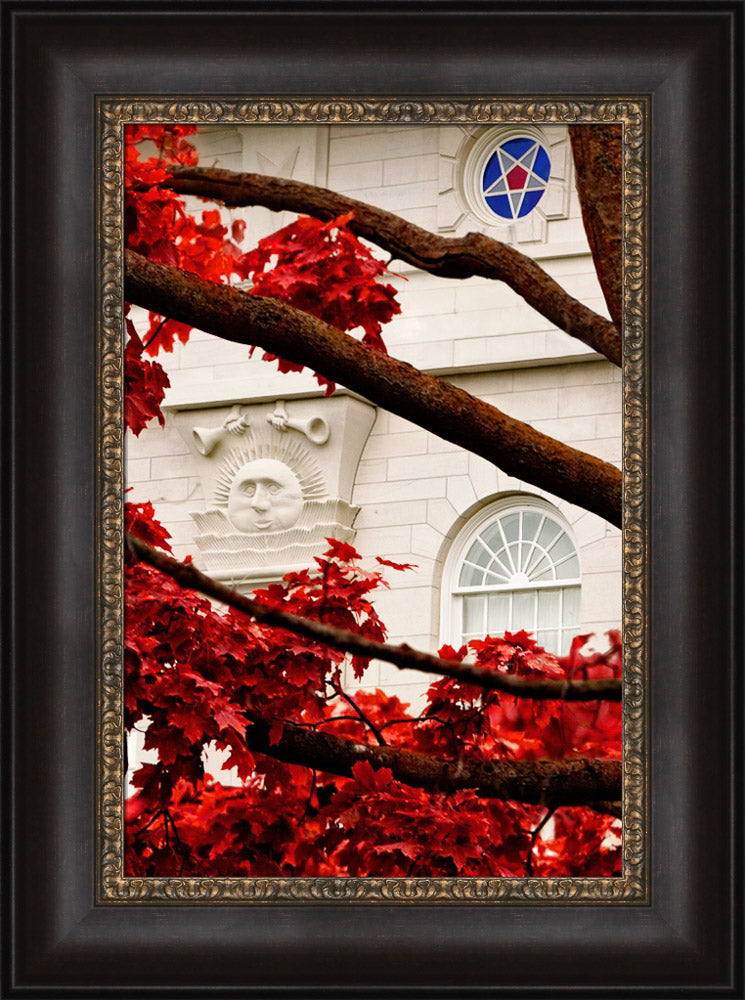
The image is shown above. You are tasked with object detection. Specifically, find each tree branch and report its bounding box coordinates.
[126,533,622,703]
[245,721,622,808]
[163,166,621,367]
[124,251,622,527]
[569,125,623,331]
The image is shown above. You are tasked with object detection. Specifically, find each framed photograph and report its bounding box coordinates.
[3,2,742,995]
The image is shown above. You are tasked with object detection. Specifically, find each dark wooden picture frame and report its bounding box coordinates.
[109,101,638,902]
[3,2,743,994]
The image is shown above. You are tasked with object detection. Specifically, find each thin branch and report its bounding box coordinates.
[124,251,622,527]
[245,720,622,808]
[126,533,622,703]
[298,770,318,824]
[331,682,388,746]
[527,805,556,876]
[162,166,621,366]
[141,316,170,351]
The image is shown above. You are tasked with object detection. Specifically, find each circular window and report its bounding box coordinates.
[462,127,552,226]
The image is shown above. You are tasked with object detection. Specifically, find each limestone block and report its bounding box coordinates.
[446,475,477,514]
[353,478,447,505]
[387,451,468,482]
[354,499,429,529]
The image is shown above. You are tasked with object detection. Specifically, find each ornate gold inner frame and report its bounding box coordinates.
[97,98,647,903]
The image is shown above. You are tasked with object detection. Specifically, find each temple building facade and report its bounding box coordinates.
[126,122,622,723]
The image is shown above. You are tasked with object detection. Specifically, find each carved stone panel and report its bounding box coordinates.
[168,394,376,584]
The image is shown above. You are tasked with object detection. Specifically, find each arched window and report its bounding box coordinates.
[443,497,581,655]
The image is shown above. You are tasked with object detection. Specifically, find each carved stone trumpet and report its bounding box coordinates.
[192,405,250,456]
[267,401,330,445]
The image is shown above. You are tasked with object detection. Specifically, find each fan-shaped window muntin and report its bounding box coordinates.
[453,505,581,655]
[458,510,579,589]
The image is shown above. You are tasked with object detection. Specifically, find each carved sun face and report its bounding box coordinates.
[227,458,304,532]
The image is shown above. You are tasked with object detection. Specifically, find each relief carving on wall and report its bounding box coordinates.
[171,395,374,584]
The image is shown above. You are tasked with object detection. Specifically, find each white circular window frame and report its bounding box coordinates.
[460,125,552,228]
[439,494,581,649]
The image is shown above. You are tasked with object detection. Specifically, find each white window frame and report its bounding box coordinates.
[440,495,581,653]
[460,125,552,227]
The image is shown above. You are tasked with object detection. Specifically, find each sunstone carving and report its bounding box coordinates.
[168,394,376,584]
[226,457,305,532]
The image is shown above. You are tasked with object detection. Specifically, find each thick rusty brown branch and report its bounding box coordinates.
[246,721,622,808]
[163,166,621,367]
[569,125,623,331]
[127,534,622,703]
[124,251,622,527]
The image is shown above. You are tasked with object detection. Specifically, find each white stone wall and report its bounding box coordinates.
[126,122,622,719]
[348,360,621,707]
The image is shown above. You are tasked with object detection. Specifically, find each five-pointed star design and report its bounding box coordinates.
[482,139,551,221]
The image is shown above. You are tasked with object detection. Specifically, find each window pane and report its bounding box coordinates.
[499,514,520,544]
[537,629,559,653]
[487,592,511,635]
[525,544,548,576]
[485,561,510,582]
[480,522,503,552]
[527,555,552,580]
[555,554,580,580]
[465,537,492,567]
[547,532,574,562]
[460,562,485,587]
[537,519,561,549]
[537,588,560,628]
[480,524,513,574]
[493,545,514,575]
[558,629,575,656]
[562,586,581,625]
[522,512,542,541]
[519,541,536,572]
[533,563,555,581]
[463,595,485,636]
[512,590,536,631]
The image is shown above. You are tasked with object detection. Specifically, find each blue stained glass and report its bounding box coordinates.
[482,151,504,192]
[501,137,535,159]
[485,194,512,219]
[480,137,552,222]
[533,146,551,181]
[517,189,546,217]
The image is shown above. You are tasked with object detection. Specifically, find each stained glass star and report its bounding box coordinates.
[481,138,551,221]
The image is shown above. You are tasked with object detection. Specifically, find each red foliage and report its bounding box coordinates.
[124,496,173,558]
[123,127,401,430]
[241,213,401,393]
[124,127,621,879]
[124,507,622,879]
[123,317,170,437]
[124,124,245,354]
